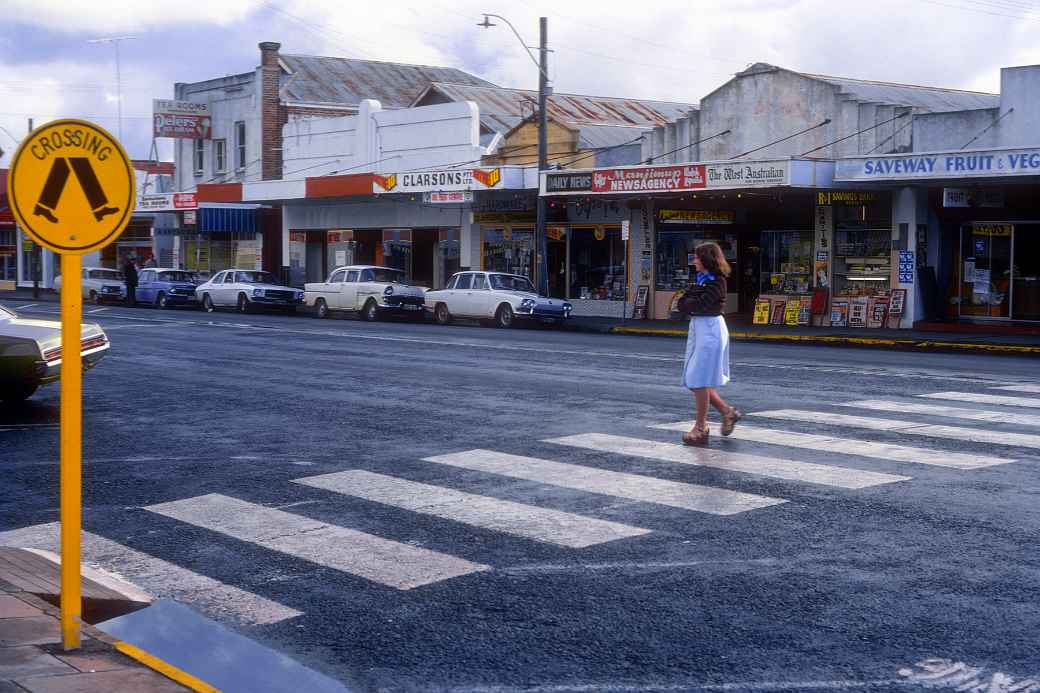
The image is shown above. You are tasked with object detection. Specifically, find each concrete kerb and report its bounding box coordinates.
[607,325,1040,355]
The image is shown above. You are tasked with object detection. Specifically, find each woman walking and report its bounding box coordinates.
[678,242,742,446]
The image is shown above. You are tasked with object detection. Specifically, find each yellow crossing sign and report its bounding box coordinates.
[6,119,135,254]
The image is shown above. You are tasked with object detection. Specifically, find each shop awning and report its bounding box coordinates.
[198,204,260,233]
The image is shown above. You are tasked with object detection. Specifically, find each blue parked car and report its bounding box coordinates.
[136,268,200,309]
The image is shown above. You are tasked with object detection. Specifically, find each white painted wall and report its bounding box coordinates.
[281,100,484,180]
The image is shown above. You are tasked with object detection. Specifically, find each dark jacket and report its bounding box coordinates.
[677,274,727,317]
[122,261,138,287]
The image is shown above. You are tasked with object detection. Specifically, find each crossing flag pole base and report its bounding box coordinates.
[59,252,83,651]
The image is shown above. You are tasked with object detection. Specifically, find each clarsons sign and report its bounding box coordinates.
[373,168,505,193]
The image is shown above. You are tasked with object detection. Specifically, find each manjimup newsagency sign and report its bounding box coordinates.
[836,147,1040,182]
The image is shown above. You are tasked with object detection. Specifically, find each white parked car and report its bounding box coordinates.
[304,265,427,321]
[53,267,125,304]
[423,271,572,328]
[195,269,304,313]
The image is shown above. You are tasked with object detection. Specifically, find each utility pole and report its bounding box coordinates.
[536,17,550,297]
[29,117,39,299]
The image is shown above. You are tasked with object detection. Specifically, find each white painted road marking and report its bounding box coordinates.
[659,419,1012,470]
[295,470,651,548]
[848,399,1040,429]
[0,522,302,625]
[551,432,910,489]
[921,391,1040,409]
[752,409,1040,449]
[993,383,1040,394]
[145,494,490,590]
[423,450,786,516]
[651,421,1009,470]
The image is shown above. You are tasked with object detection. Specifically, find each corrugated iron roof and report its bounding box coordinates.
[420,82,695,131]
[577,125,651,149]
[280,54,496,108]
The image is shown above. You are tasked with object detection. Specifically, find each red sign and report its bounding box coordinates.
[591,165,706,193]
[173,193,196,209]
[153,100,212,139]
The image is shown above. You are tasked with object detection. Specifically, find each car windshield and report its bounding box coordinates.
[0,305,14,320]
[236,271,277,284]
[92,270,124,281]
[159,271,196,283]
[490,274,535,293]
[368,269,408,284]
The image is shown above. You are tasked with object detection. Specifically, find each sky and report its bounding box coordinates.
[1,0,1039,168]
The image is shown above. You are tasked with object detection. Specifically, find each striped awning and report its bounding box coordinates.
[198,205,259,233]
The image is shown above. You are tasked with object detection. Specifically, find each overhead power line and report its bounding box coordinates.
[646,128,731,164]
[731,120,831,160]
[962,107,1014,148]
[800,111,909,156]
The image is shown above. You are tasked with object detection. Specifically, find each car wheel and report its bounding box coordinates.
[89,290,100,305]
[202,294,215,312]
[362,299,379,322]
[434,303,451,325]
[1,383,38,403]
[315,298,329,319]
[237,293,250,313]
[495,303,515,328]
[155,292,167,309]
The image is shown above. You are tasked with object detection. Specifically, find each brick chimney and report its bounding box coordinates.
[259,41,284,180]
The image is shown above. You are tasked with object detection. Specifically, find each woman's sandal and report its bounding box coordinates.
[721,407,743,437]
[682,425,710,447]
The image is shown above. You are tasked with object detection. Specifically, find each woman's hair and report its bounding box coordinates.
[694,242,731,277]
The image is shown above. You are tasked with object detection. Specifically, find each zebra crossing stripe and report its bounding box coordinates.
[848,399,1040,429]
[551,432,909,488]
[993,384,1040,394]
[422,450,786,516]
[921,391,1040,409]
[0,522,302,626]
[752,409,1040,450]
[294,470,651,548]
[145,494,490,590]
[651,421,1007,470]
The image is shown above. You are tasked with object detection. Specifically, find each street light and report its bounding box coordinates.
[88,36,137,142]
[479,14,552,297]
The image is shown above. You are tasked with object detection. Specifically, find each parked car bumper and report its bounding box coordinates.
[251,295,305,305]
[380,297,425,313]
[33,344,109,385]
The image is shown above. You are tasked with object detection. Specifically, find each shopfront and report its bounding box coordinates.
[0,224,15,285]
[179,205,262,279]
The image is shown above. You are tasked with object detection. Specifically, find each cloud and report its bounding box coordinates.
[3,0,263,33]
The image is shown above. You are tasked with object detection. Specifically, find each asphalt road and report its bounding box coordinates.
[2,299,1040,693]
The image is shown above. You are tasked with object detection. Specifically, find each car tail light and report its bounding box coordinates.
[43,346,62,363]
[81,335,108,352]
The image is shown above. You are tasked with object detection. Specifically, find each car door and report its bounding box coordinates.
[319,269,344,308]
[339,270,360,310]
[468,273,493,318]
[216,271,236,305]
[81,269,91,300]
[355,269,378,310]
[203,272,223,304]
[137,270,155,303]
[450,273,473,315]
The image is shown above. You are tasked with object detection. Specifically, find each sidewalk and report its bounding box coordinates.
[0,548,212,693]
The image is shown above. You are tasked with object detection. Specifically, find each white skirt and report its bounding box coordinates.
[682,315,731,389]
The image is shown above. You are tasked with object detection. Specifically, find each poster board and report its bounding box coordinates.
[797,302,812,326]
[770,301,786,325]
[887,288,907,328]
[633,284,649,320]
[849,298,868,327]
[868,297,889,328]
[830,300,849,327]
[753,299,771,325]
[784,299,800,326]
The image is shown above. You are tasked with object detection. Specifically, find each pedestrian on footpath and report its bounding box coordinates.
[677,242,742,446]
[122,254,139,307]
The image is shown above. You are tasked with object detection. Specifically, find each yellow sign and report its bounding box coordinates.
[817,191,880,206]
[784,299,801,326]
[6,119,135,255]
[658,209,735,224]
[753,298,771,325]
[972,223,1012,237]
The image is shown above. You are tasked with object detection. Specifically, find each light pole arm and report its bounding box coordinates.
[481,14,550,81]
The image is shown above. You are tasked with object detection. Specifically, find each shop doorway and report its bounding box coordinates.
[1013,224,1040,320]
[354,229,383,266]
[959,223,1011,319]
[411,229,437,287]
[305,230,326,283]
[547,235,566,298]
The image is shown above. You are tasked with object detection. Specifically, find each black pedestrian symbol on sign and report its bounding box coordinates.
[33,157,119,224]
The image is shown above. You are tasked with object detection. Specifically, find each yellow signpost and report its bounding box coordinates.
[5,119,135,650]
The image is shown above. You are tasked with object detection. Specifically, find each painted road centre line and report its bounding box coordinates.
[921,391,1040,409]
[551,432,910,488]
[145,494,490,590]
[752,410,1040,449]
[993,384,1040,394]
[650,422,1009,471]
[847,399,1040,429]
[422,450,786,516]
[294,470,651,548]
[0,522,301,625]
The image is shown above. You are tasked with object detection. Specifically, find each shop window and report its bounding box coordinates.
[759,230,813,295]
[831,199,892,301]
[657,230,738,292]
[569,227,626,300]
[0,229,15,282]
[483,228,533,280]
